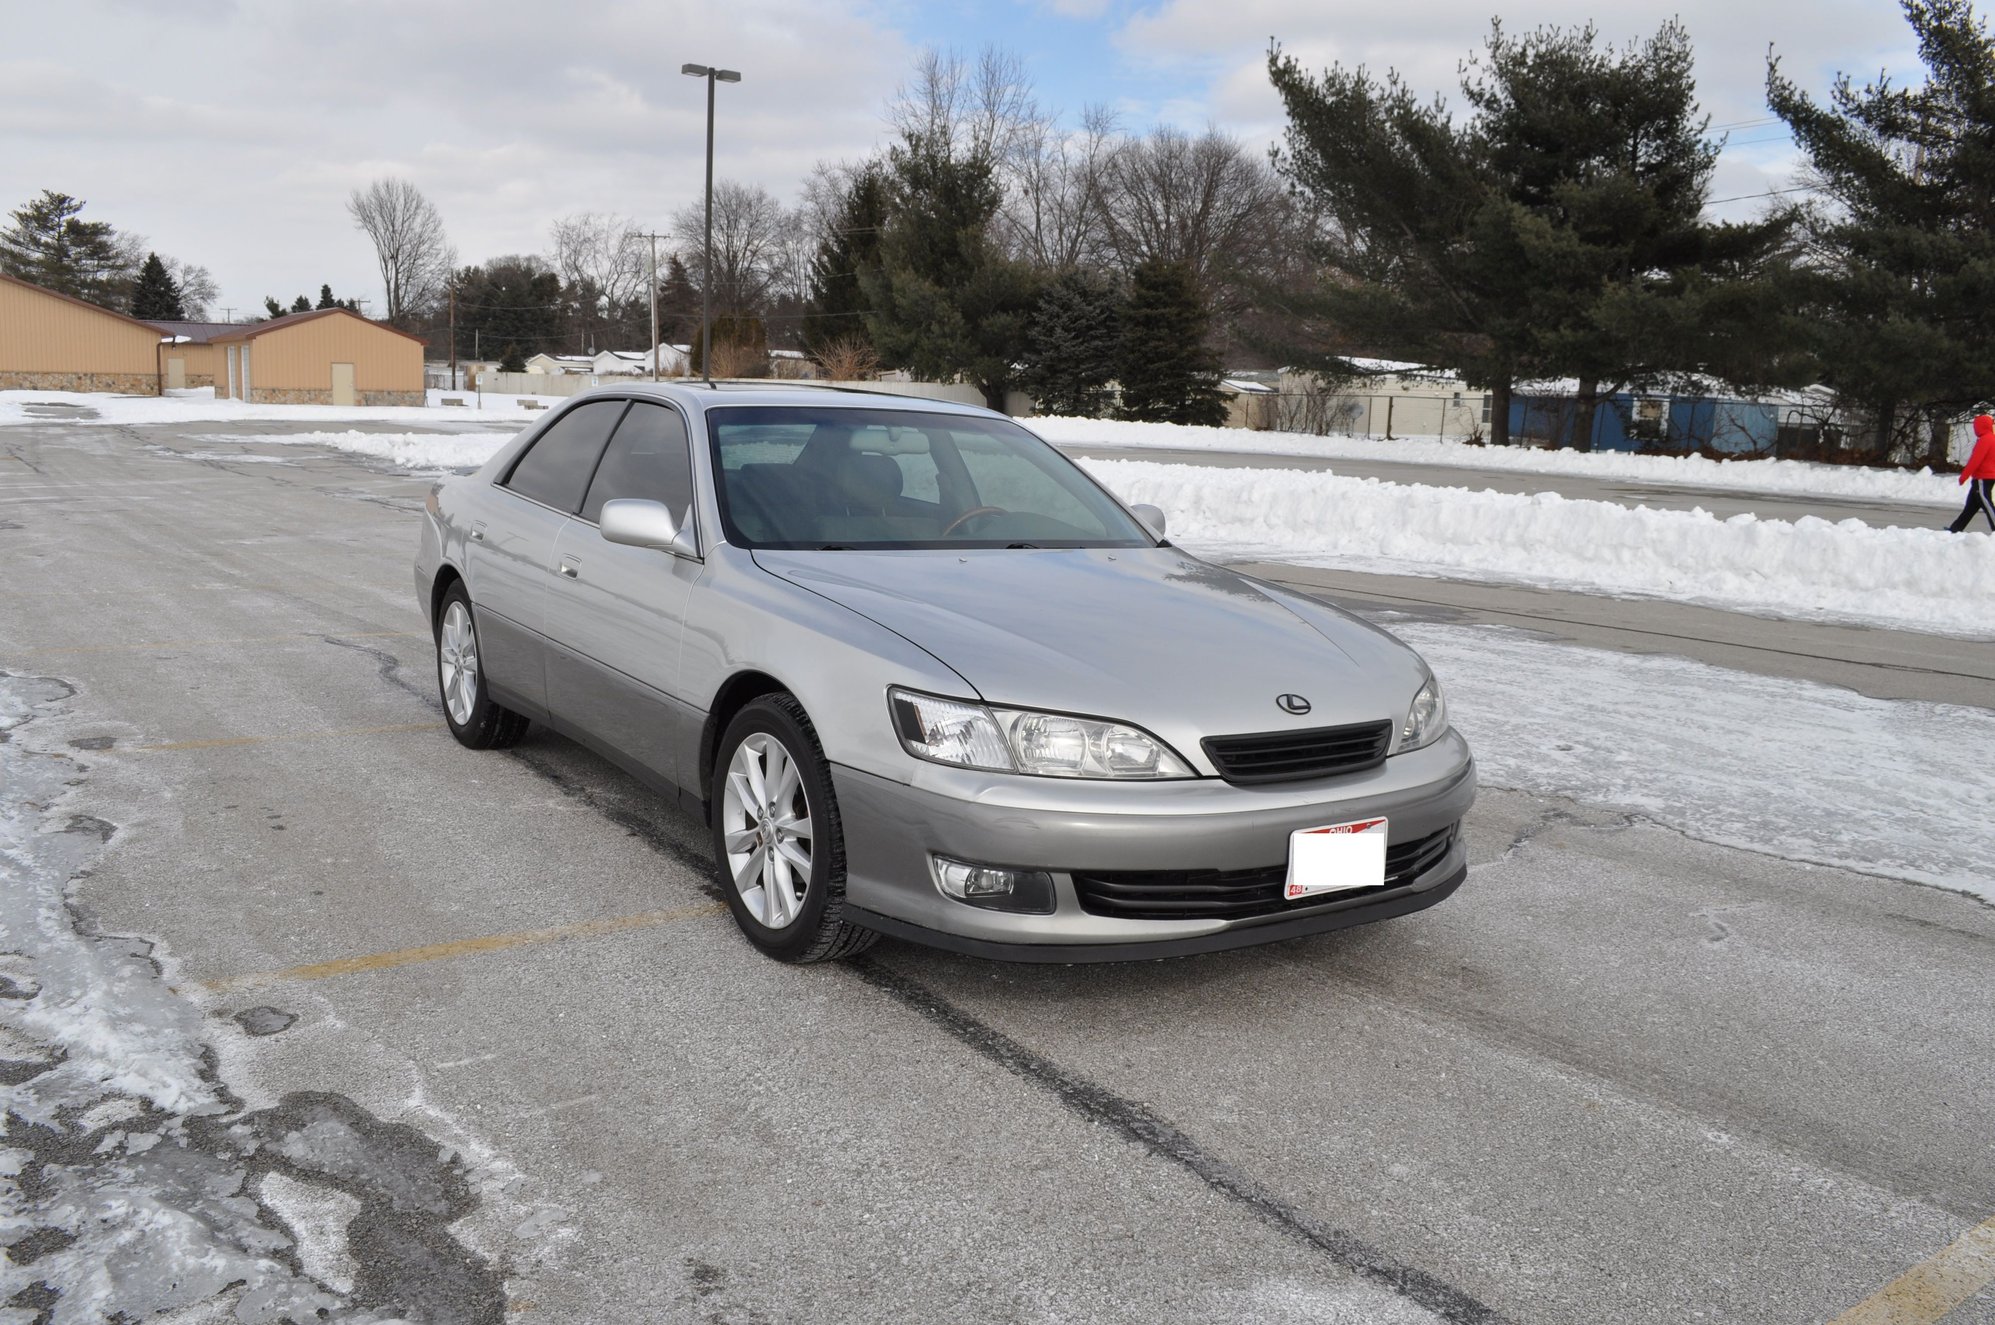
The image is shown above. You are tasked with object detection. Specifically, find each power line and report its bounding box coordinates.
[1704,183,1818,205]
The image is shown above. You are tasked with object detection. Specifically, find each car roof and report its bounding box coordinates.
[573,381,1004,420]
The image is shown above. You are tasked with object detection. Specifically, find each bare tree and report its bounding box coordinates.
[550,213,646,317]
[1000,103,1120,270]
[671,181,788,315]
[346,178,454,325]
[811,334,880,382]
[165,259,218,320]
[889,46,1044,168]
[1098,126,1288,294]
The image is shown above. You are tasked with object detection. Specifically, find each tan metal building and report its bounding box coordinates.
[0,271,167,394]
[212,308,425,406]
[146,321,240,390]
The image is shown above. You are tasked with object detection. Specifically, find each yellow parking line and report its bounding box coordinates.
[200,903,726,993]
[132,720,443,751]
[1829,1215,1995,1325]
[20,628,423,656]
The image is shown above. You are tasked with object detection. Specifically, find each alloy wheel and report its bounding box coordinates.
[721,732,814,928]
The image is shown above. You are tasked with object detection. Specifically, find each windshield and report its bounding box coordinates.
[705,405,1156,550]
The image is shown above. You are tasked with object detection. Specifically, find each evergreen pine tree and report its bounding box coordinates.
[1,190,132,305]
[1019,269,1122,417]
[129,252,185,320]
[262,297,285,319]
[656,254,700,349]
[861,131,1041,410]
[290,294,311,314]
[1116,260,1227,426]
[802,165,889,358]
[1769,0,1995,465]
[317,284,338,310]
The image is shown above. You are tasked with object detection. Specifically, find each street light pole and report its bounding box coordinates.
[682,62,740,387]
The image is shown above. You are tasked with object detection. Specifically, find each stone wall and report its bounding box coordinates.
[183,374,215,389]
[243,387,425,407]
[0,371,158,394]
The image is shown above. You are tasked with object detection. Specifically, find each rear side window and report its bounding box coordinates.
[581,403,695,525]
[503,400,628,512]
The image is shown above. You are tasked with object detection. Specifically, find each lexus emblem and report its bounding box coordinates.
[1276,693,1312,716]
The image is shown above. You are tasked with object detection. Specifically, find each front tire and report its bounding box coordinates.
[712,695,877,963]
[435,582,530,750]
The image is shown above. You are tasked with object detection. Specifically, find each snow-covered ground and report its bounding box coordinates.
[1407,622,1995,902]
[0,386,557,428]
[1084,458,1995,639]
[1032,414,1968,508]
[192,429,519,471]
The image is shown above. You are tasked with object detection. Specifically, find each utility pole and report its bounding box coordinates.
[635,231,670,382]
[682,63,741,385]
[220,306,235,322]
[449,286,458,391]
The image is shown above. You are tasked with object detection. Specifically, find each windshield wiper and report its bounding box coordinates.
[1004,542,1041,549]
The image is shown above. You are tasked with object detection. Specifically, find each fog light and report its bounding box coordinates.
[931,856,1056,914]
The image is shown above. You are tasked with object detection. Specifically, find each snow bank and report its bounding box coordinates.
[1083,459,1995,638]
[1405,622,1995,901]
[1036,415,1965,508]
[0,386,557,428]
[200,429,518,472]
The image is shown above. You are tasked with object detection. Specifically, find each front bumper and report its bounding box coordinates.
[833,728,1476,962]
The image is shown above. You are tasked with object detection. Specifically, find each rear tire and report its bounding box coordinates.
[712,694,878,963]
[435,582,530,750]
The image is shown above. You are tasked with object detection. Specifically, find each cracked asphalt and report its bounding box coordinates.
[2,418,1992,1324]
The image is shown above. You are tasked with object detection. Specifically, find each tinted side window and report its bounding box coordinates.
[581,403,695,525]
[503,400,627,512]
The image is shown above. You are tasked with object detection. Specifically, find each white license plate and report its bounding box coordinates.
[1284,816,1388,900]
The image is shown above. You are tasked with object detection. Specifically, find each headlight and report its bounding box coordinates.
[1398,675,1448,752]
[889,688,1193,779]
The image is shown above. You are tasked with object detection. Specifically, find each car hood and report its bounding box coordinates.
[752,547,1422,760]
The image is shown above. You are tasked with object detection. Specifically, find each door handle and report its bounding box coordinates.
[469,528,484,542]
[558,561,580,578]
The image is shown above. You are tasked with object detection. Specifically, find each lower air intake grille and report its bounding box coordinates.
[1070,823,1457,922]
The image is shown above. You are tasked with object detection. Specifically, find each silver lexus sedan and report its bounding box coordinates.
[415,384,1475,963]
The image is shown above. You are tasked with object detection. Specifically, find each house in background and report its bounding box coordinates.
[210,308,424,406]
[0,271,169,394]
[524,353,595,375]
[591,346,694,377]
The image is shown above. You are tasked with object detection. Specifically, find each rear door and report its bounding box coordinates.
[543,401,703,788]
[465,398,629,714]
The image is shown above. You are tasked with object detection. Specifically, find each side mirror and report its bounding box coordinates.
[601,498,699,559]
[1131,503,1167,538]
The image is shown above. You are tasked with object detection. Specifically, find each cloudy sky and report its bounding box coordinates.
[2,0,1923,324]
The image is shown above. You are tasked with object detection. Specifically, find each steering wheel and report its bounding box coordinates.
[941,505,1009,536]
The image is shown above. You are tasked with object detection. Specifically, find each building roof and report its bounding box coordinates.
[208,307,427,345]
[0,271,175,337]
[145,319,242,344]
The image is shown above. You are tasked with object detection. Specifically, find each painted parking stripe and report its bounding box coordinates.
[199,902,726,993]
[1829,1215,1995,1325]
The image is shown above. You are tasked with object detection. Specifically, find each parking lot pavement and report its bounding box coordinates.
[4,422,1993,1325]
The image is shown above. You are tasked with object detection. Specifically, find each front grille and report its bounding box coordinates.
[1071,823,1457,922]
[1202,719,1393,785]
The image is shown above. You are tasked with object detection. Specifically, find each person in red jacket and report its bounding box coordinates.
[1949,412,1995,532]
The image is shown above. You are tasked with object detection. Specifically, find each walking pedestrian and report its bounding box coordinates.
[1948,411,1995,533]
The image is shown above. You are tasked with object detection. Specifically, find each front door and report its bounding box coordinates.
[464,398,629,715]
[542,401,703,789]
[331,362,356,406]
[166,357,186,390]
